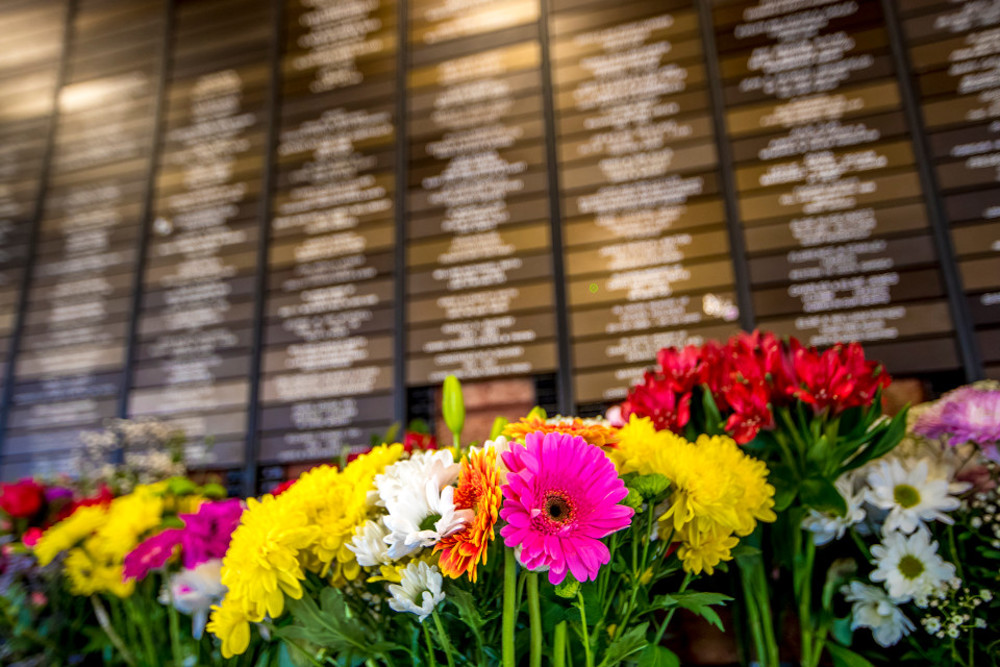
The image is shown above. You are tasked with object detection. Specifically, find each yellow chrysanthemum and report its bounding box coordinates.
[207,599,252,659]
[219,494,317,623]
[676,524,740,576]
[34,505,107,566]
[503,416,619,447]
[611,415,685,475]
[615,416,776,573]
[35,484,175,598]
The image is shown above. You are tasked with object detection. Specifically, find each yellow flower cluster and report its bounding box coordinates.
[614,416,776,575]
[34,483,181,597]
[209,443,403,658]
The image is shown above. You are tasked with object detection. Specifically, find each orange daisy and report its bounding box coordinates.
[434,447,502,582]
[502,416,619,447]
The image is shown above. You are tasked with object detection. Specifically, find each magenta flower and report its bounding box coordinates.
[915,386,1000,461]
[123,529,183,581]
[178,499,243,569]
[499,431,633,585]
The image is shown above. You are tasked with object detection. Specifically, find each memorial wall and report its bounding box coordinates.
[0,0,997,490]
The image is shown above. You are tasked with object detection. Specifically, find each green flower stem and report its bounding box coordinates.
[653,572,692,646]
[527,572,543,667]
[577,591,593,667]
[166,584,185,667]
[432,610,456,667]
[553,621,567,667]
[737,549,779,667]
[423,621,439,667]
[503,547,518,667]
[90,596,137,667]
[797,534,822,667]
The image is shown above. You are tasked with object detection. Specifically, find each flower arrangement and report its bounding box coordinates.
[206,379,775,666]
[621,331,904,667]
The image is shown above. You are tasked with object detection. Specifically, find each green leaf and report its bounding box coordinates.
[555,575,580,599]
[597,622,648,667]
[767,464,799,511]
[800,476,847,516]
[442,375,465,440]
[199,482,227,499]
[831,616,853,647]
[652,592,731,632]
[527,405,547,420]
[701,387,724,434]
[840,408,908,473]
[408,418,431,434]
[826,642,875,667]
[449,588,486,649]
[637,644,680,667]
[166,476,198,496]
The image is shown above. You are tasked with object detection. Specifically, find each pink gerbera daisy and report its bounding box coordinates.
[499,431,634,585]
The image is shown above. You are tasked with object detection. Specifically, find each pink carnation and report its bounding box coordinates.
[499,431,633,585]
[178,499,243,569]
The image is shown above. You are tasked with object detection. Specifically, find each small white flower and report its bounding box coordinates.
[387,561,445,622]
[947,626,960,638]
[159,560,227,639]
[383,480,473,559]
[803,474,866,545]
[375,450,461,508]
[347,520,392,566]
[866,459,965,534]
[923,616,941,633]
[870,529,958,604]
[842,581,915,647]
[981,589,994,602]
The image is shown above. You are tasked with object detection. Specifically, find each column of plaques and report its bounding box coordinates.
[257,0,398,465]
[405,0,559,385]
[3,0,164,478]
[550,0,742,407]
[712,0,962,375]
[0,0,68,476]
[896,0,1000,379]
[128,0,271,469]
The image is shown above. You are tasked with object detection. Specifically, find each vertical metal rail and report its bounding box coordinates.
[117,0,175,425]
[0,0,79,466]
[242,0,285,495]
[538,0,574,415]
[697,1,756,332]
[880,0,983,382]
[394,0,409,425]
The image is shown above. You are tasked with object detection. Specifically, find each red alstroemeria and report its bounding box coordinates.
[402,431,437,454]
[0,479,45,519]
[271,479,297,496]
[621,371,692,433]
[656,344,705,393]
[724,381,774,444]
[791,341,890,415]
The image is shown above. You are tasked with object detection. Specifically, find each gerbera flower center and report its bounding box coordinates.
[893,484,921,509]
[545,493,574,523]
[898,554,925,580]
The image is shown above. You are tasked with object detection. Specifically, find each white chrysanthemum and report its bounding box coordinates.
[870,529,957,604]
[347,519,392,567]
[387,561,445,622]
[383,480,473,559]
[159,559,227,639]
[803,474,866,545]
[375,449,460,508]
[866,459,965,534]
[842,581,914,647]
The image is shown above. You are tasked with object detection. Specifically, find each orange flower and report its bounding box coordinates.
[435,447,502,582]
[502,416,619,447]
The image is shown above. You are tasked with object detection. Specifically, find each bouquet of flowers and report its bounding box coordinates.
[621,331,905,667]
[208,376,776,666]
[823,381,999,665]
[1,478,115,665]
[31,476,230,666]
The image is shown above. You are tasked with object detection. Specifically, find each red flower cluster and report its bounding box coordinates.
[0,479,45,519]
[621,331,891,443]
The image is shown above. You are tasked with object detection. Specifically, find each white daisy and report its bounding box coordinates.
[159,559,227,639]
[870,529,958,604]
[383,480,473,559]
[347,519,392,566]
[375,449,461,508]
[842,580,915,647]
[803,474,866,545]
[866,458,964,534]
[387,561,445,622]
